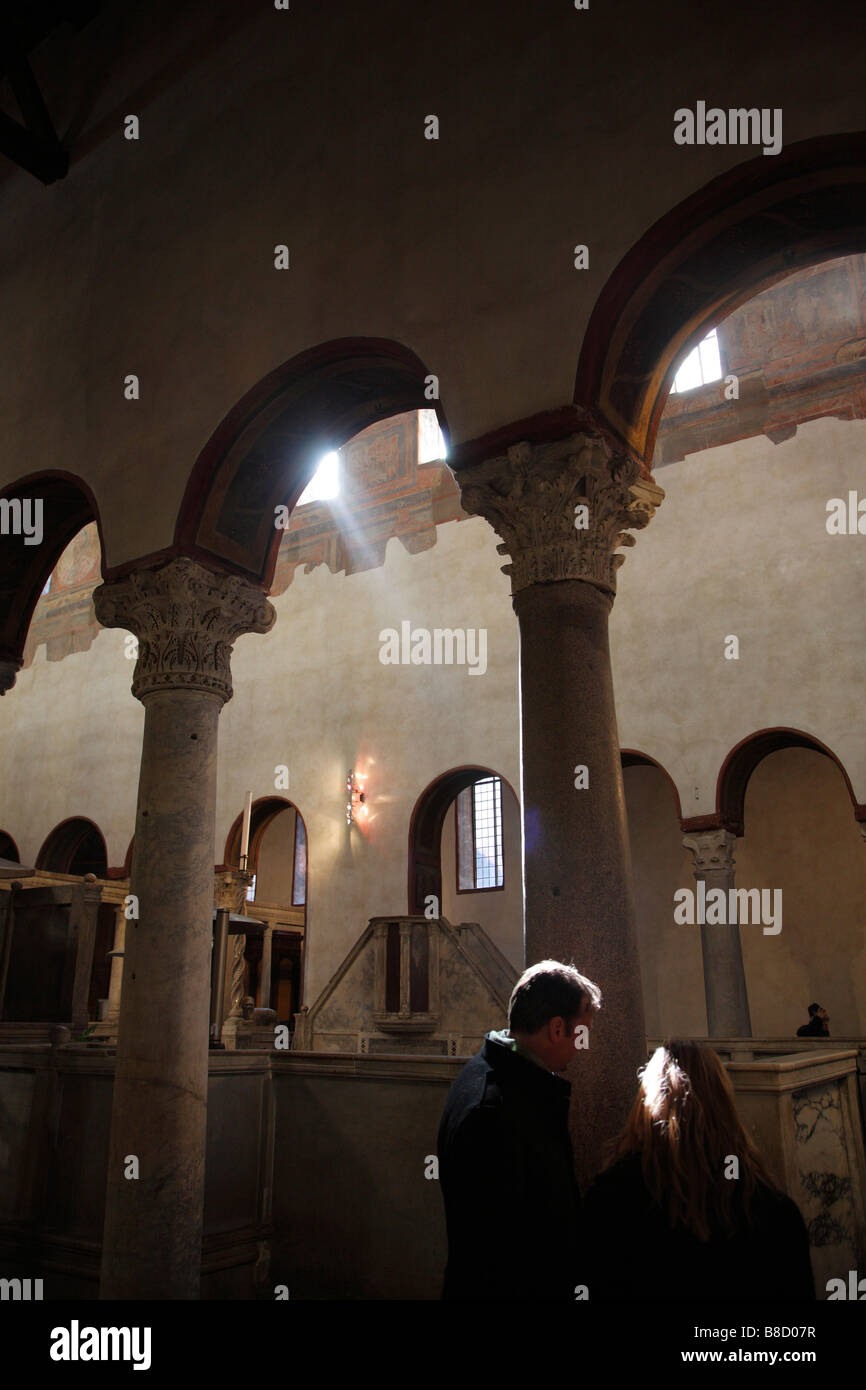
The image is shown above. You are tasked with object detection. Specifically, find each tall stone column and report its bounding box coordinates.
[682,827,752,1037]
[93,557,275,1299]
[460,432,663,1184]
[105,903,127,1026]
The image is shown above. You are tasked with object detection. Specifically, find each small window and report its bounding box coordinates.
[670,327,722,394]
[456,776,504,891]
[292,816,307,906]
[245,873,256,903]
[417,410,447,463]
[297,451,340,506]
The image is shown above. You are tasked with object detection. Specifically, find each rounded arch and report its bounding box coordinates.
[36,817,108,877]
[407,765,519,915]
[0,472,105,678]
[716,728,863,837]
[176,337,448,589]
[0,831,20,862]
[620,749,683,822]
[224,795,307,871]
[577,133,866,464]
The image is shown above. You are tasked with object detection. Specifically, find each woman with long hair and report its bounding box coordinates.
[580,1040,815,1299]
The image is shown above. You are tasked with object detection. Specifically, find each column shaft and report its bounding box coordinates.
[458,431,664,1187]
[683,829,751,1036]
[100,689,221,1298]
[515,579,646,1182]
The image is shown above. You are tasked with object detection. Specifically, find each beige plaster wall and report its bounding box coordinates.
[737,749,866,1037]
[611,416,866,811]
[217,516,520,1001]
[254,806,297,906]
[439,785,523,971]
[623,764,705,1038]
[624,751,866,1038]
[1,415,864,1023]
[1,2,864,563]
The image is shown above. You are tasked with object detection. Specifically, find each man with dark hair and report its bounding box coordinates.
[796,1003,830,1037]
[436,959,601,1301]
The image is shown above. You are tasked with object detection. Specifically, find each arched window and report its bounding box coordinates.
[36,818,107,877]
[456,775,504,891]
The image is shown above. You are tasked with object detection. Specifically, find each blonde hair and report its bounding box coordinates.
[607,1040,779,1240]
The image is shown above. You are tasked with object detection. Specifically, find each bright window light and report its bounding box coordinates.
[670,328,722,394]
[297,450,340,505]
[418,410,447,463]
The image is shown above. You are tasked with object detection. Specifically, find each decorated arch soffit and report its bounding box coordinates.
[577,134,866,464]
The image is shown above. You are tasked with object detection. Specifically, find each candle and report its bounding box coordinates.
[240,791,253,868]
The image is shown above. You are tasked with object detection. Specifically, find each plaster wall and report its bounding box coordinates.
[1,2,864,563]
[611,415,866,811]
[0,417,864,1017]
[625,752,866,1038]
[218,516,520,1002]
[254,806,297,906]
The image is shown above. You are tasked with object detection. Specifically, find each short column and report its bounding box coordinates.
[682,827,752,1037]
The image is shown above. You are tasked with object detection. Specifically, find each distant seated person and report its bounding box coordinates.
[797,1003,830,1037]
[579,1041,815,1300]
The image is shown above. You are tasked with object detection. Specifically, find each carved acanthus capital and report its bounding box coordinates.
[682,827,737,875]
[0,658,22,696]
[457,433,663,596]
[93,557,276,703]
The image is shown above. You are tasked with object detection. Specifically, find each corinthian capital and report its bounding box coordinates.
[93,557,276,703]
[457,433,663,596]
[682,828,737,874]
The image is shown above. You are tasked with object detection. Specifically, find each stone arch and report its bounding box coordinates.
[223,795,307,877]
[715,728,863,837]
[0,831,20,861]
[36,817,108,876]
[407,765,519,915]
[176,337,447,589]
[224,795,307,1014]
[621,749,683,822]
[0,472,105,685]
[577,133,866,465]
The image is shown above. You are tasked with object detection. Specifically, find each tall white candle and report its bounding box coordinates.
[240,791,253,867]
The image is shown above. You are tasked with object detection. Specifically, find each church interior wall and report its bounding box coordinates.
[0,408,864,1028]
[1,3,863,573]
[610,415,866,815]
[254,806,297,906]
[736,749,866,1036]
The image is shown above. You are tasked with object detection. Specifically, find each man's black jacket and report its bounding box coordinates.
[436,1032,579,1301]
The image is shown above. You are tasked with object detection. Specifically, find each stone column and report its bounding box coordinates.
[93,557,275,1300]
[372,920,388,1012]
[69,874,102,1034]
[105,904,127,1026]
[259,924,273,1010]
[682,827,752,1037]
[460,432,663,1184]
[398,920,411,1015]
